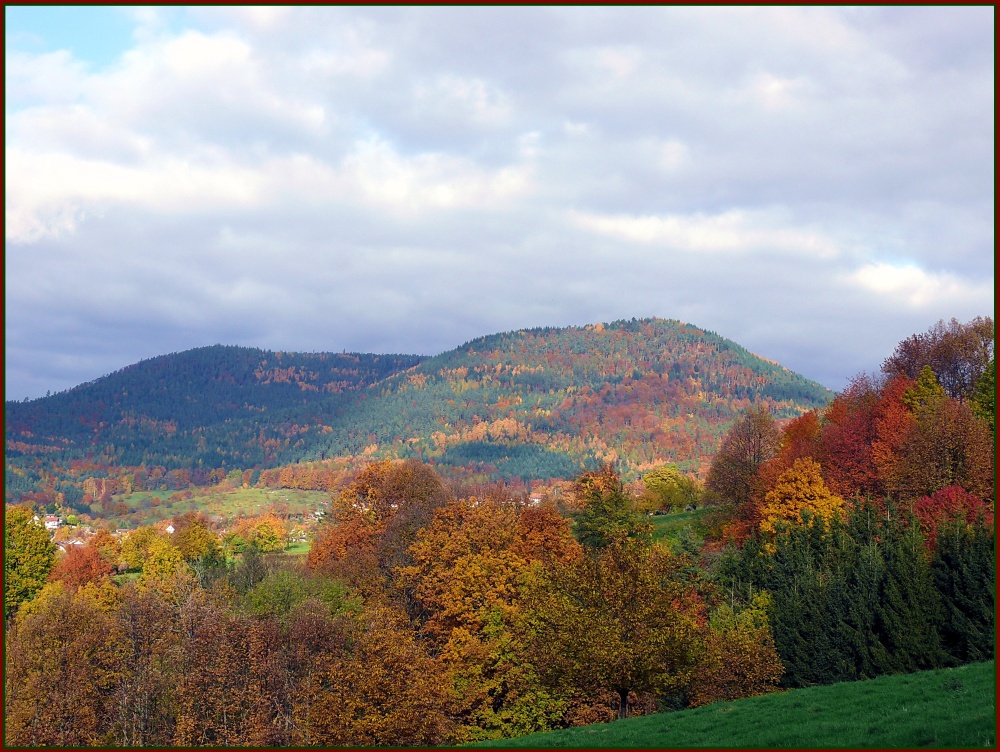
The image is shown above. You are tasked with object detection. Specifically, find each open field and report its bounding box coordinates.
[106,487,331,529]
[471,660,996,748]
[649,506,712,544]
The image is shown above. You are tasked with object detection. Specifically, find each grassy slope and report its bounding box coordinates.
[471,661,996,749]
[100,487,331,529]
[649,508,712,544]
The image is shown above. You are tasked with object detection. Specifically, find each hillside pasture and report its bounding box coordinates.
[106,487,331,530]
[472,660,996,748]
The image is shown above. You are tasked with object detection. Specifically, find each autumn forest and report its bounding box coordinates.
[3,316,995,747]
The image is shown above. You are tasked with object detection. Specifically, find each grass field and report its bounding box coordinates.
[107,487,331,529]
[471,660,996,748]
[649,507,712,545]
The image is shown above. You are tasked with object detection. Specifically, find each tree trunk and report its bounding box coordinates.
[618,688,629,720]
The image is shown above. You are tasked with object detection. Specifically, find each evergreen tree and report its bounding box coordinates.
[932,518,995,664]
[867,517,944,673]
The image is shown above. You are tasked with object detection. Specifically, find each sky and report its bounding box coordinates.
[5,6,994,401]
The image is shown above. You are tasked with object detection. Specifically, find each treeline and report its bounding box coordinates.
[706,315,995,688]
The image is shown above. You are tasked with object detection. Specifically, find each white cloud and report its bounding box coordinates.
[569,209,841,259]
[846,262,990,309]
[341,138,532,214]
[414,75,512,126]
[5,148,264,242]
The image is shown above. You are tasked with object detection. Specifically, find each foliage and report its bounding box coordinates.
[716,500,988,689]
[225,513,287,554]
[304,603,455,746]
[705,407,781,506]
[969,357,995,435]
[911,485,994,551]
[48,544,115,589]
[882,316,994,402]
[759,457,845,537]
[892,387,994,502]
[4,504,57,617]
[523,541,706,720]
[688,592,784,707]
[932,518,996,665]
[569,465,651,551]
[120,526,162,570]
[639,465,702,513]
[241,567,356,619]
[4,582,120,746]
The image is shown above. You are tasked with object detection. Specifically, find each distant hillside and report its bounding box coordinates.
[5,319,833,504]
[5,345,424,468]
[298,318,832,479]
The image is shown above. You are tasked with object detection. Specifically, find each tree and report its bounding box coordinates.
[48,544,114,590]
[138,537,191,598]
[892,388,994,502]
[307,505,383,593]
[759,458,845,537]
[688,592,784,707]
[120,526,162,571]
[399,498,527,643]
[107,585,180,746]
[523,541,705,720]
[882,316,994,402]
[570,466,650,551]
[705,407,781,507]
[4,505,58,618]
[969,357,995,437]
[227,514,287,555]
[640,465,702,513]
[932,517,995,664]
[4,582,120,745]
[912,486,994,552]
[817,374,883,499]
[306,603,455,746]
[171,512,222,561]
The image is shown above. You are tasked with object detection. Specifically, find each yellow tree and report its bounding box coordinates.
[398,498,579,741]
[120,526,162,571]
[138,537,193,603]
[759,458,845,536]
[306,603,454,746]
[4,505,57,618]
[172,512,222,562]
[4,582,121,746]
[523,541,705,721]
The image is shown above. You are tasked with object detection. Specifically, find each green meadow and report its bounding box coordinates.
[649,507,712,544]
[106,487,330,529]
[471,660,996,748]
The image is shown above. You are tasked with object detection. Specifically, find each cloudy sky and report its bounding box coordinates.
[5,6,994,401]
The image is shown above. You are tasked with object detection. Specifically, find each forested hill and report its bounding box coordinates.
[5,346,425,468]
[5,319,833,498]
[299,318,832,478]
